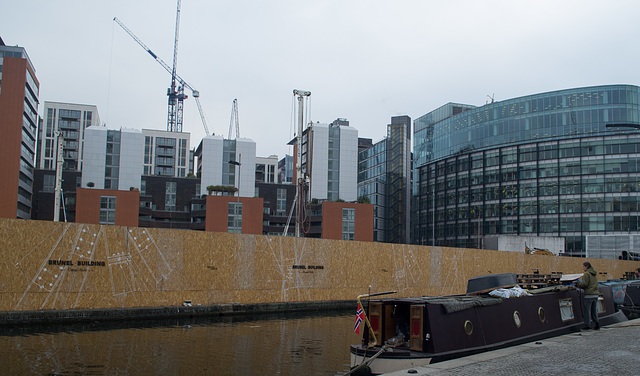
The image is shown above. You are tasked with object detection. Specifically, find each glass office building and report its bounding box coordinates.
[359,116,412,243]
[412,85,640,256]
[359,136,387,242]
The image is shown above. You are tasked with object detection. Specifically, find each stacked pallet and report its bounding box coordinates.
[516,273,562,289]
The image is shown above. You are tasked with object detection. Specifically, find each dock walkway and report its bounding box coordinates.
[382,319,640,375]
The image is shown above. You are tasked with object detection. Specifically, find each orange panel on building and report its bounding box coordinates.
[0,57,35,218]
[75,188,139,227]
[205,195,263,234]
[321,201,373,242]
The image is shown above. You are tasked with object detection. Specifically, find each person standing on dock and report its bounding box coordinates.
[575,261,600,330]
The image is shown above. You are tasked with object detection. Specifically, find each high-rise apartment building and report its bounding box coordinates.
[142,129,191,177]
[195,136,256,197]
[293,118,358,202]
[0,38,39,219]
[358,116,412,243]
[255,155,278,184]
[82,126,144,190]
[37,101,100,171]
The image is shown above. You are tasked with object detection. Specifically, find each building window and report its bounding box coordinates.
[105,130,120,190]
[165,181,177,211]
[179,138,187,168]
[342,208,355,240]
[100,196,116,225]
[268,164,276,183]
[228,202,243,233]
[223,140,237,185]
[277,188,287,216]
[43,174,55,192]
[328,127,340,201]
[144,136,153,166]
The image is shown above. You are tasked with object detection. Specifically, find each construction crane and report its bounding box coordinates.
[113,16,212,136]
[228,98,239,139]
[167,0,183,133]
[292,89,311,237]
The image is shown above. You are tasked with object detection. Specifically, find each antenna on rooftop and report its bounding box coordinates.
[486,94,495,104]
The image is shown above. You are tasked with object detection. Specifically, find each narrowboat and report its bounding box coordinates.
[349,273,627,375]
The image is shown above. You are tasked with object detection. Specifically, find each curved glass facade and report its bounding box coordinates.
[412,85,640,256]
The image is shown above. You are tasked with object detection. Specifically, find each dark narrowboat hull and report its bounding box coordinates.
[350,285,626,374]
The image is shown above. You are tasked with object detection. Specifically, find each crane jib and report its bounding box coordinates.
[113,11,211,136]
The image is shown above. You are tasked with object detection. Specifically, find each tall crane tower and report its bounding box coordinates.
[228,99,239,139]
[114,2,212,135]
[283,90,312,237]
[167,0,184,132]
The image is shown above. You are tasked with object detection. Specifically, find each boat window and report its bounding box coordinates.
[464,320,473,335]
[558,299,575,322]
[513,311,522,328]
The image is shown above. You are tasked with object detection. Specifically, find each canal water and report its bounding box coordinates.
[0,310,361,375]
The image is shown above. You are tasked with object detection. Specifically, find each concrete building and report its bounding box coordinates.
[37,101,100,171]
[358,116,412,243]
[75,187,139,227]
[257,181,297,235]
[292,118,358,202]
[142,129,190,177]
[139,175,200,229]
[195,136,256,198]
[31,169,81,222]
[0,38,39,219]
[255,181,373,240]
[586,234,640,260]
[81,126,144,191]
[412,84,640,257]
[483,235,565,256]
[319,201,373,241]
[255,155,278,184]
[278,154,293,184]
[204,195,264,234]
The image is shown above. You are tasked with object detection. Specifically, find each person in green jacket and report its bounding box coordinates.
[575,261,600,330]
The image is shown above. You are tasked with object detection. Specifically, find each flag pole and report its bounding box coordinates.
[356,290,396,348]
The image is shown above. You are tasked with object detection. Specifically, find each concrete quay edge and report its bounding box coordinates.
[381,318,640,375]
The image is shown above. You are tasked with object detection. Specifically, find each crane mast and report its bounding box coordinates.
[167,0,183,132]
[293,89,311,238]
[228,99,240,139]
[113,8,212,136]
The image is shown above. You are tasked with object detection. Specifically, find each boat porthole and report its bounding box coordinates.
[538,307,545,323]
[464,320,473,335]
[513,311,522,328]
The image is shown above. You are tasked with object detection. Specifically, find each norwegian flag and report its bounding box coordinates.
[354,303,366,334]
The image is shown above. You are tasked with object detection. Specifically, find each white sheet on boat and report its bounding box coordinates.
[488,285,532,298]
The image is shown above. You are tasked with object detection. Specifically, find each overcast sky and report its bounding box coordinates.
[4,0,640,159]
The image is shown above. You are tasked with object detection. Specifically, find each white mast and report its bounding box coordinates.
[53,131,64,222]
[292,89,311,237]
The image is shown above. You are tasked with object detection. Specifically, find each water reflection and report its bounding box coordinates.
[0,310,360,375]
